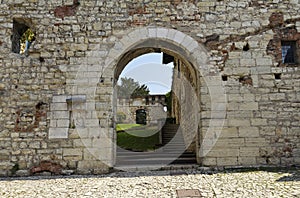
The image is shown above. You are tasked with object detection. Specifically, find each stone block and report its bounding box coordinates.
[215,138,245,148]
[50,103,68,111]
[225,59,240,67]
[74,139,92,148]
[240,59,255,66]
[239,127,259,137]
[0,150,9,160]
[197,2,215,6]
[29,141,41,149]
[93,22,102,31]
[173,31,186,44]
[202,157,217,166]
[239,147,260,157]
[77,160,108,171]
[256,58,272,66]
[84,119,99,127]
[92,137,112,148]
[49,128,68,139]
[220,127,239,138]
[245,138,267,147]
[239,102,258,110]
[56,119,70,128]
[207,148,239,157]
[217,157,238,166]
[250,118,268,126]
[82,148,113,165]
[63,148,82,157]
[52,111,69,119]
[228,119,250,127]
[230,21,242,28]
[53,95,68,103]
[238,157,257,165]
[259,127,276,136]
[269,93,286,101]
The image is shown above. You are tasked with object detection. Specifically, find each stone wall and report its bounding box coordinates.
[117,95,167,124]
[0,0,299,176]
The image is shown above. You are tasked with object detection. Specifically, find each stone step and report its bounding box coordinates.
[116,157,196,166]
[117,152,195,158]
[114,164,199,172]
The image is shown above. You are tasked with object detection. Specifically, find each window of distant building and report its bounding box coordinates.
[281,41,296,64]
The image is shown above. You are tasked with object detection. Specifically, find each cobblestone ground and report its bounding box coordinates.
[0,168,299,198]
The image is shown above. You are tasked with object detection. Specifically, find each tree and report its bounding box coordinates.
[117,77,150,99]
[165,91,172,113]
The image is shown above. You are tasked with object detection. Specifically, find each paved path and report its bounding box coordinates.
[0,168,299,198]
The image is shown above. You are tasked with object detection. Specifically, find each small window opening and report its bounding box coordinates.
[151,96,156,105]
[274,73,282,80]
[281,41,296,64]
[12,19,35,56]
[222,75,228,81]
[243,43,250,51]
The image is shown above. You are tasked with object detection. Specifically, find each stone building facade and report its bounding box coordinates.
[117,94,167,124]
[0,0,299,176]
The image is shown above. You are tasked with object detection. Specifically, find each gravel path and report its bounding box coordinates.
[0,168,299,198]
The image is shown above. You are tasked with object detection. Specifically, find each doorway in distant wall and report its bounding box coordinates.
[136,109,147,125]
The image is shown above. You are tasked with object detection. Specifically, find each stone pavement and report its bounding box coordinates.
[0,167,299,198]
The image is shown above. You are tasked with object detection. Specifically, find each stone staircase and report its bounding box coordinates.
[115,124,197,168]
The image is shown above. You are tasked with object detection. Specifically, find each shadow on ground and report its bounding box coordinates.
[0,166,299,182]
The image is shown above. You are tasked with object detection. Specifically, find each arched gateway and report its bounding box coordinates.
[50,27,226,172]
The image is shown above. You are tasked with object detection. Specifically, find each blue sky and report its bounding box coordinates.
[119,53,174,94]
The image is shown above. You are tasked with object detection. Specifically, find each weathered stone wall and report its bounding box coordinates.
[0,0,299,176]
[117,96,167,124]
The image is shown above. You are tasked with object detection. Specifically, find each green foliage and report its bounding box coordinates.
[117,126,160,151]
[116,123,142,131]
[20,28,35,42]
[165,90,172,113]
[132,84,150,97]
[117,77,149,99]
[116,124,142,131]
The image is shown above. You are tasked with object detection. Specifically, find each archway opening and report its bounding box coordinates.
[114,44,200,167]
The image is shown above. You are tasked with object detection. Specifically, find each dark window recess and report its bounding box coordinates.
[12,19,35,55]
[151,96,155,105]
[281,41,296,64]
[274,73,282,80]
[12,20,29,53]
[243,43,250,51]
[136,109,147,125]
[145,97,149,105]
[162,53,174,64]
[222,75,228,81]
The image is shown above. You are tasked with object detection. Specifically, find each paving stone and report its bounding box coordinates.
[0,168,299,198]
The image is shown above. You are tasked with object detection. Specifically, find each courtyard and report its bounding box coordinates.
[0,167,299,198]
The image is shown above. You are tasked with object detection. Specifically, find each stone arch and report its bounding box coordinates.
[102,27,211,166]
[104,27,209,80]
[71,27,226,169]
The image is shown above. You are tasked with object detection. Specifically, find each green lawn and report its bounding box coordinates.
[117,124,160,151]
[116,124,142,131]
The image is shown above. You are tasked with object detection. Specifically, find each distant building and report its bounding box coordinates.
[117,94,167,124]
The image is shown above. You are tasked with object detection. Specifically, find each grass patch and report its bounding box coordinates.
[116,124,142,131]
[117,124,160,151]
